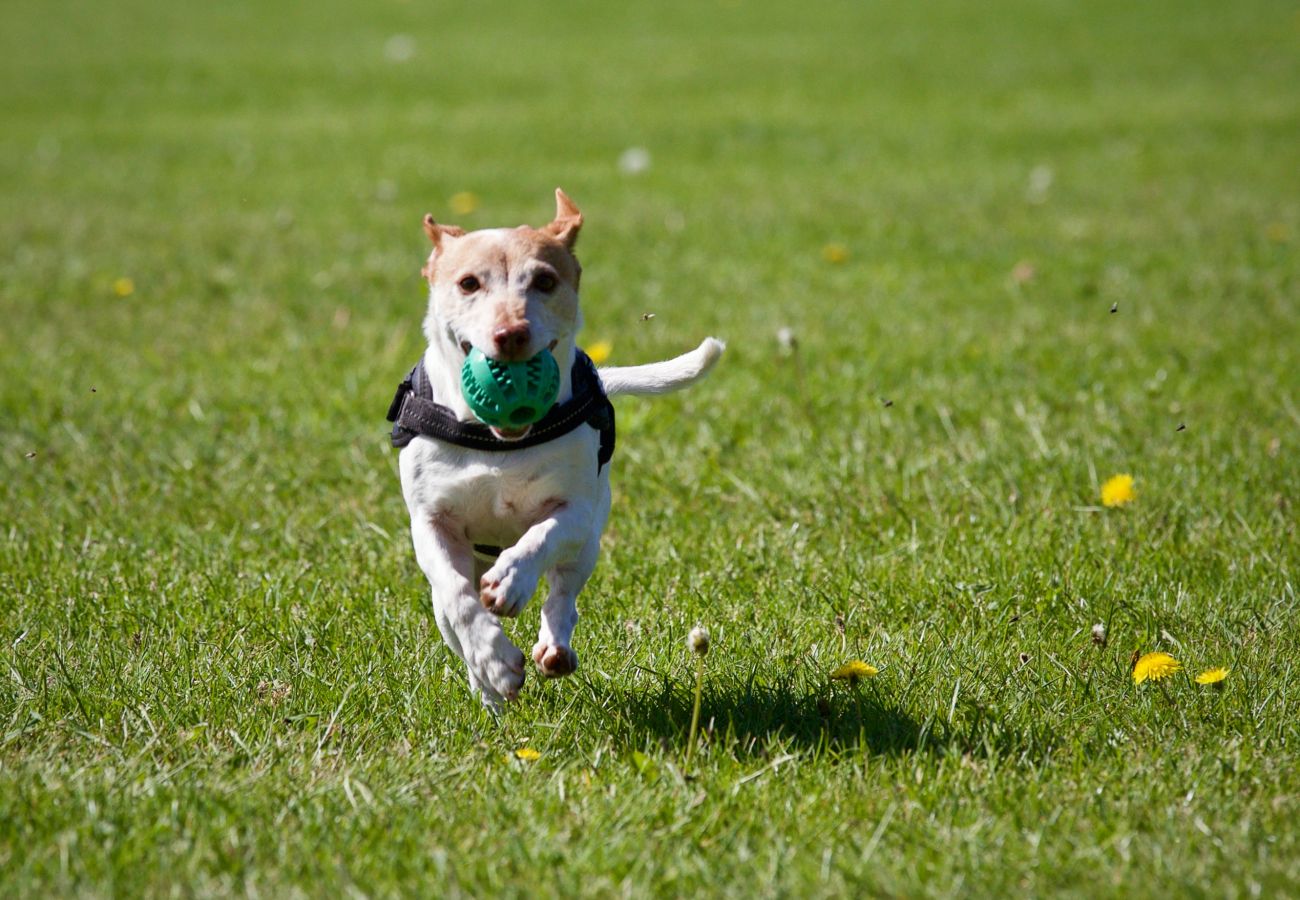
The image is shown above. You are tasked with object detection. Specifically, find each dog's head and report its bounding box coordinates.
[421,189,584,367]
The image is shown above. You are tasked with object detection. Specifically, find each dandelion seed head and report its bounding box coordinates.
[384,34,416,63]
[1026,164,1054,203]
[618,147,651,175]
[688,626,710,657]
[382,34,413,63]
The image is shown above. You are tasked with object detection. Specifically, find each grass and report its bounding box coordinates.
[2,0,1298,895]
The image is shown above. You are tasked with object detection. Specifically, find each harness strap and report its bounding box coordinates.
[387,350,615,472]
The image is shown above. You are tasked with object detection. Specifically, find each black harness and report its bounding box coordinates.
[387,349,615,473]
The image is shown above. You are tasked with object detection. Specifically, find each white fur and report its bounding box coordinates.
[598,337,725,396]
[398,224,723,709]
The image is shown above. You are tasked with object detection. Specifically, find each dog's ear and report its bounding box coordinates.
[421,215,464,280]
[542,188,582,250]
[422,214,465,248]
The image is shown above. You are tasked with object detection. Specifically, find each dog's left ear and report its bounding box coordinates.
[542,188,583,250]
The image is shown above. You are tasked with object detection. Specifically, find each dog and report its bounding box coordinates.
[389,189,723,709]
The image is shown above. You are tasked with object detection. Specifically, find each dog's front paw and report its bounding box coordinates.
[532,642,578,679]
[465,623,526,708]
[480,560,539,618]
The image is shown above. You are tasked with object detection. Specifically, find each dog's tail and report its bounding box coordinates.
[597,337,725,397]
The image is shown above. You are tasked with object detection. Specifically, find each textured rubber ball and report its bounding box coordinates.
[460,347,560,429]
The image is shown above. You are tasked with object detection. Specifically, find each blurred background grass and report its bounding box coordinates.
[1,0,1298,895]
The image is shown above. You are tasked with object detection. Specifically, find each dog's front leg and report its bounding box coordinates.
[479,502,592,619]
[410,514,526,709]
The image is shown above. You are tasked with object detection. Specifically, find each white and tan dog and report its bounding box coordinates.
[395,189,723,709]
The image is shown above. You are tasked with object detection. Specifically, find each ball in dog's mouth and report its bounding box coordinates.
[459,345,560,436]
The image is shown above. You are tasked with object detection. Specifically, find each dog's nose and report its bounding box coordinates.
[492,323,532,359]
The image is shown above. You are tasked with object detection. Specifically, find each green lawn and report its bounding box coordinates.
[2,0,1298,895]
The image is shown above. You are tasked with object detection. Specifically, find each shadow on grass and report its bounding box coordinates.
[605,676,929,758]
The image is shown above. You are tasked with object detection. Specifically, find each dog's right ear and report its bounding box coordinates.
[422,214,465,248]
[421,215,465,280]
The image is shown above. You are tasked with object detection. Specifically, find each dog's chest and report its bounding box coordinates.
[399,431,598,545]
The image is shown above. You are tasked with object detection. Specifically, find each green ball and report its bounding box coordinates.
[460,347,560,429]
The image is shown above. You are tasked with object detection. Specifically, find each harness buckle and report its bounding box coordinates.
[386,376,413,423]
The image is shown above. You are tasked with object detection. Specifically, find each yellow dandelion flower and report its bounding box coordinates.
[514,747,541,761]
[585,340,612,365]
[1101,474,1136,508]
[830,660,879,683]
[449,191,479,216]
[1195,667,1229,686]
[821,243,849,264]
[113,277,135,297]
[1132,651,1181,685]
[1264,222,1290,243]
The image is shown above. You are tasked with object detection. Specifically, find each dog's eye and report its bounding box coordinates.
[457,275,481,294]
[532,272,558,294]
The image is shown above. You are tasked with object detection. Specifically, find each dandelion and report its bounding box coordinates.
[384,34,416,63]
[618,147,651,175]
[775,326,811,422]
[830,660,878,684]
[1264,222,1290,243]
[1132,651,1181,685]
[1101,474,1136,508]
[684,625,710,769]
[113,277,135,297]
[514,747,541,761]
[821,243,849,264]
[1195,667,1229,687]
[1092,623,1107,647]
[585,340,612,365]
[449,191,479,217]
[1026,164,1053,203]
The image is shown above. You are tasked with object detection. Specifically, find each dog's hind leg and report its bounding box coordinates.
[532,531,599,678]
